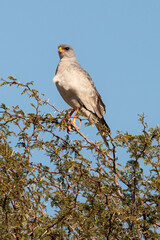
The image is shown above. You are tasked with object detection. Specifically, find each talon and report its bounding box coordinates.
[67,125,73,132]
[67,126,73,132]
[67,119,80,132]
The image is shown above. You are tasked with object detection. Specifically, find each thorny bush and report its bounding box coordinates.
[0,77,160,239]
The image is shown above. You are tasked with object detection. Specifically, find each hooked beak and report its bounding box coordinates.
[58,47,66,53]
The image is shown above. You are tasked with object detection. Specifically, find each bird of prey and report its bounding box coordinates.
[53,44,110,146]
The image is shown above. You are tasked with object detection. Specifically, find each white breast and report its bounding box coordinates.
[53,75,59,83]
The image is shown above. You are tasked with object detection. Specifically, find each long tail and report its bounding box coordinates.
[95,117,110,147]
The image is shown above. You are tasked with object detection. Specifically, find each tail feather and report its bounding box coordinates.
[95,117,110,147]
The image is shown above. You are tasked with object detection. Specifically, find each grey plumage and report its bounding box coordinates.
[53,44,110,146]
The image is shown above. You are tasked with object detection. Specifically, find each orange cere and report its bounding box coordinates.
[59,47,66,53]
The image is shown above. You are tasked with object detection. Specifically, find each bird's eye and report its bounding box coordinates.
[65,47,69,50]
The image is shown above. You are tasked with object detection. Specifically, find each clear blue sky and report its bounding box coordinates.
[0,0,160,136]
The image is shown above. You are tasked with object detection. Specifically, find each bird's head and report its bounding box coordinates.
[58,44,75,59]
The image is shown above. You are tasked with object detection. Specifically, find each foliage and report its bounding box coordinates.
[0,77,160,240]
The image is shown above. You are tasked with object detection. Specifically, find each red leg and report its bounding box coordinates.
[69,109,76,118]
[67,108,79,132]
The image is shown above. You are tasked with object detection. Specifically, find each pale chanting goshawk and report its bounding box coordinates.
[53,44,110,145]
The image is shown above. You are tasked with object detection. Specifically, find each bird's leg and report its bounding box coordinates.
[72,108,79,125]
[63,108,75,123]
[69,109,76,118]
[68,108,80,132]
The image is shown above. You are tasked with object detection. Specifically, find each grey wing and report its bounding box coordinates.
[68,64,106,119]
